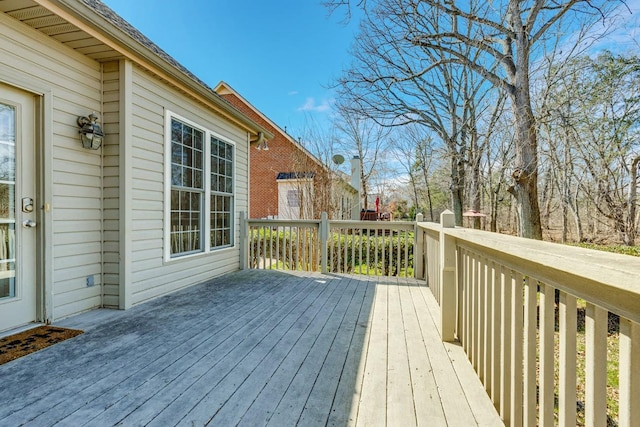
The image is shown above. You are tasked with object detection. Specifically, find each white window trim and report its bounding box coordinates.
[163,110,236,262]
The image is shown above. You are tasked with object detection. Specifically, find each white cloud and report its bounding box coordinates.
[288,90,299,96]
[297,97,332,112]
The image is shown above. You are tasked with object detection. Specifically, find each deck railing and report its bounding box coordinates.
[240,210,640,426]
[417,211,640,427]
[240,212,415,276]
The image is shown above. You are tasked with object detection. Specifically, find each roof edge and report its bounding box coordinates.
[37,0,273,140]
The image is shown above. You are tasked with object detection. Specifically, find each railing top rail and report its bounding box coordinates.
[328,220,415,231]
[418,222,640,323]
[247,219,321,227]
[417,222,441,236]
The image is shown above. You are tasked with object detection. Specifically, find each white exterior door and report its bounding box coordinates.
[0,83,37,332]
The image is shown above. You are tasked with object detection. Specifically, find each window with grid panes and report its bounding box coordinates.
[210,136,233,249]
[169,118,204,256]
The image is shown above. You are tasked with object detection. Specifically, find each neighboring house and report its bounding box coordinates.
[0,0,273,333]
[214,82,358,221]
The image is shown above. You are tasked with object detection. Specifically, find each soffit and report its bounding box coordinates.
[0,0,121,61]
[0,0,274,138]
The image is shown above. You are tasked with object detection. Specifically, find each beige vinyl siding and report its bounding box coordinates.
[0,13,103,320]
[102,60,120,308]
[129,66,249,305]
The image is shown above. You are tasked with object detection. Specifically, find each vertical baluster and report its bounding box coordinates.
[374,231,379,275]
[381,231,386,276]
[299,226,304,271]
[470,252,478,369]
[336,227,342,273]
[559,291,577,427]
[482,257,491,390]
[352,227,357,273]
[358,228,363,274]
[248,227,253,268]
[262,226,266,269]
[459,249,466,350]
[463,250,470,354]
[523,277,537,426]
[329,225,334,273]
[490,261,501,409]
[343,227,348,273]
[539,283,555,427]
[276,226,281,270]
[269,226,273,270]
[288,225,293,270]
[479,257,486,384]
[619,318,640,426]
[585,303,607,426]
[510,271,523,427]
[396,229,400,277]
[475,253,481,368]
[404,230,409,277]
[499,266,512,424]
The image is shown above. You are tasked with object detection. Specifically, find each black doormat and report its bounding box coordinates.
[0,326,83,365]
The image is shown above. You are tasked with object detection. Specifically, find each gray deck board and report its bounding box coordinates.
[0,270,502,426]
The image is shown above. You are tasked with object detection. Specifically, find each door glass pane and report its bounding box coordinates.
[0,103,16,299]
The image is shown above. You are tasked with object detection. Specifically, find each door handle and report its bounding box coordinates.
[22,219,37,228]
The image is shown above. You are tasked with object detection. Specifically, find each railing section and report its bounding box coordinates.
[418,211,640,427]
[241,212,415,276]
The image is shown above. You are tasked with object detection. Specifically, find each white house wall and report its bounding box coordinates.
[0,12,103,321]
[128,66,248,306]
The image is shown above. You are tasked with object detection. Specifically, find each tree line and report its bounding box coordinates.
[313,0,639,245]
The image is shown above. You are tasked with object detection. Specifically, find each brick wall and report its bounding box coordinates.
[220,94,323,219]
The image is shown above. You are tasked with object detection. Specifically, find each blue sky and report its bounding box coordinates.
[101,0,359,139]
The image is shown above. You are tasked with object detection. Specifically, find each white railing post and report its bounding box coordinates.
[239,211,248,270]
[320,212,329,274]
[414,213,424,279]
[440,210,456,342]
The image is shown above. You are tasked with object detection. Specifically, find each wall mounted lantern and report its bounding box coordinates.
[253,131,269,151]
[77,112,104,150]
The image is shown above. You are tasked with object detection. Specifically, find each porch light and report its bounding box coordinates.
[77,112,104,150]
[253,131,269,151]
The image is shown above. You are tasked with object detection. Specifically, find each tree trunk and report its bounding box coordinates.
[509,86,543,239]
[450,153,464,226]
[624,155,640,246]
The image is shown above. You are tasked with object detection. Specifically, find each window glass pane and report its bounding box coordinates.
[193,128,203,150]
[169,190,202,256]
[184,126,192,147]
[0,144,15,182]
[210,193,233,249]
[171,120,182,144]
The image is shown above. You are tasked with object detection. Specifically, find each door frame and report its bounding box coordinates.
[0,75,52,326]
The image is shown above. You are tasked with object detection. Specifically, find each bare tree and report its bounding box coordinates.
[332,1,499,225]
[390,125,439,219]
[328,0,621,238]
[541,52,640,245]
[334,107,389,211]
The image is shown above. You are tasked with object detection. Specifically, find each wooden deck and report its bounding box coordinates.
[0,270,502,426]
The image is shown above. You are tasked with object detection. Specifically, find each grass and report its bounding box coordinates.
[570,242,640,257]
